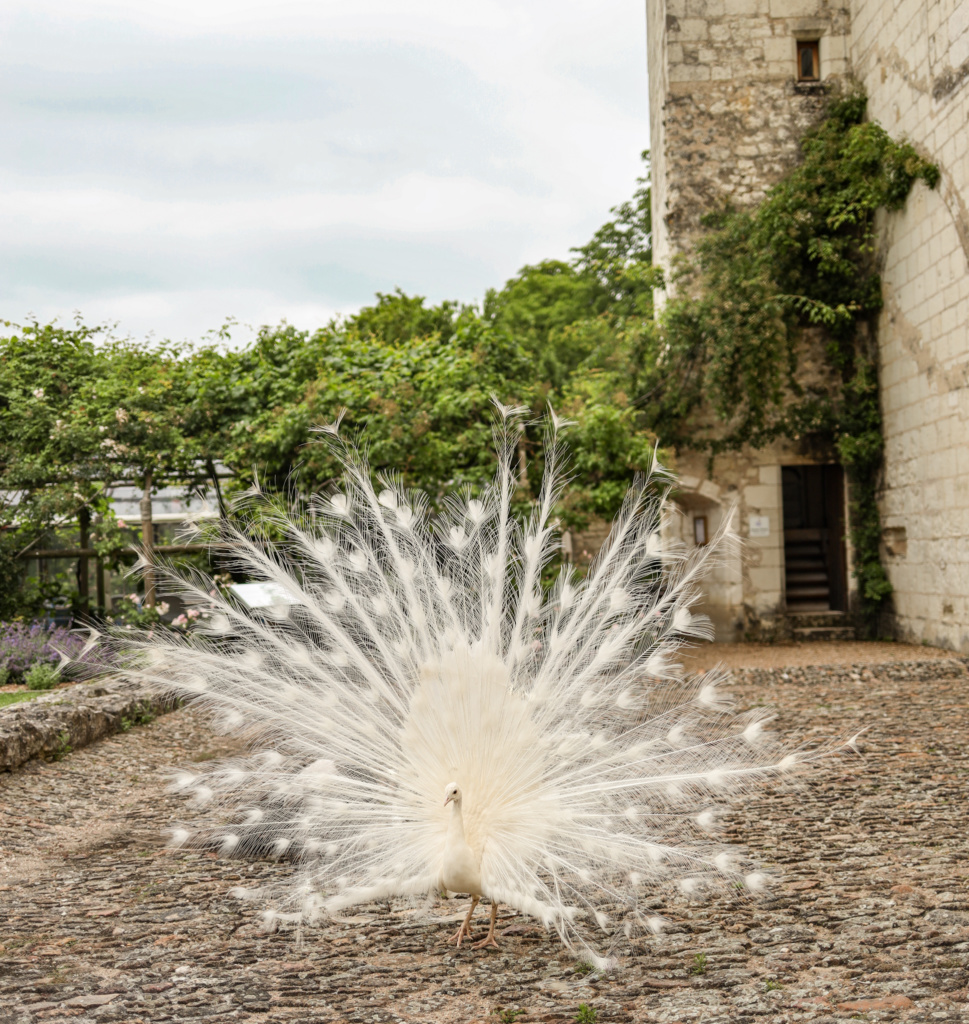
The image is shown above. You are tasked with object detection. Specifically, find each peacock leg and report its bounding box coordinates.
[450,895,479,946]
[472,900,500,949]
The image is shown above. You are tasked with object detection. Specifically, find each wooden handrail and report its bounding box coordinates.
[26,544,211,559]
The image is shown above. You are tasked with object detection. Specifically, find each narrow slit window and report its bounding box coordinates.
[693,515,708,547]
[797,40,820,81]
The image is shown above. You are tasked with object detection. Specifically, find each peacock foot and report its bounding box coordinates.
[449,896,480,947]
[472,901,500,948]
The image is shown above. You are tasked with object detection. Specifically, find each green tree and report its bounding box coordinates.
[0,320,223,616]
[196,310,537,499]
[571,149,660,317]
[1,155,668,619]
[485,151,661,394]
[343,288,465,344]
[484,261,599,390]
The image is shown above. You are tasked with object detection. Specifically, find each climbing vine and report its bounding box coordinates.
[646,91,939,630]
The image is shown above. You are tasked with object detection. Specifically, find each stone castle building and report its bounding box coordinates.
[645,0,969,648]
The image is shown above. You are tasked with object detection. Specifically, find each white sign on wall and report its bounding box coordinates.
[749,515,770,538]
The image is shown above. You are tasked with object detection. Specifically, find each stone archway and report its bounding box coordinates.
[668,478,745,642]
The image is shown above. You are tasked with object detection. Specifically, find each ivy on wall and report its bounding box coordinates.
[645,92,940,630]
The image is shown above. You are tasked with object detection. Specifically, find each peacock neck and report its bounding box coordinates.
[447,798,468,846]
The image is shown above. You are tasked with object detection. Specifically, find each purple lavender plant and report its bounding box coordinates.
[0,621,112,683]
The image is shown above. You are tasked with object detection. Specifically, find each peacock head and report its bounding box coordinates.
[443,781,462,807]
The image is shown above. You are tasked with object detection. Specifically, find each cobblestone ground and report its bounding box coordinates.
[2,655,968,1024]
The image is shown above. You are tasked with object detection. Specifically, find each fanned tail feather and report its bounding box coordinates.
[107,407,837,963]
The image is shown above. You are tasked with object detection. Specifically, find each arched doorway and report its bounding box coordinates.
[781,465,847,612]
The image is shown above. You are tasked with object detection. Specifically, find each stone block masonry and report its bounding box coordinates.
[647,0,969,650]
[648,0,850,280]
[671,443,803,640]
[647,1,853,640]
[852,0,969,651]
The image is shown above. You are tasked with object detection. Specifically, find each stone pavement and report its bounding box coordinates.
[1,653,968,1023]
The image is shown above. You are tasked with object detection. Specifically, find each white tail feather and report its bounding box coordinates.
[115,410,831,959]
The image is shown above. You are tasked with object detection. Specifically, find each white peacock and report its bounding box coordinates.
[125,405,828,966]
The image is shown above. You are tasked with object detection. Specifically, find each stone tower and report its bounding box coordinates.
[647,0,851,284]
[646,0,969,651]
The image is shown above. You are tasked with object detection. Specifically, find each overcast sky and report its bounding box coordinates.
[1,1,649,346]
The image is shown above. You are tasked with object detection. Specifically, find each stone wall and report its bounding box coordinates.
[648,0,849,296]
[646,0,853,636]
[672,442,849,641]
[0,678,178,771]
[851,0,969,650]
[647,0,969,649]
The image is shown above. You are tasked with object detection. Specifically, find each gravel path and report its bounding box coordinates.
[2,651,968,1023]
[680,640,958,672]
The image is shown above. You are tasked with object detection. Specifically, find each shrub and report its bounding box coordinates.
[0,622,62,680]
[24,661,62,690]
[106,595,165,630]
[0,621,111,685]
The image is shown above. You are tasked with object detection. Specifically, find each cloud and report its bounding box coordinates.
[0,0,649,342]
[3,174,569,239]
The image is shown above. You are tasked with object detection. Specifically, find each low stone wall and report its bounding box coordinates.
[0,678,178,771]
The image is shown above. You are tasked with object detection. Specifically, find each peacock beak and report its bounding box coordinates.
[444,794,454,807]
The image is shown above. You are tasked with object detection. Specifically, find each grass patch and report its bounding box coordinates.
[120,700,157,732]
[51,730,73,761]
[0,690,49,709]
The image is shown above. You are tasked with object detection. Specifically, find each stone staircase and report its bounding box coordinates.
[784,529,832,609]
[787,610,856,642]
